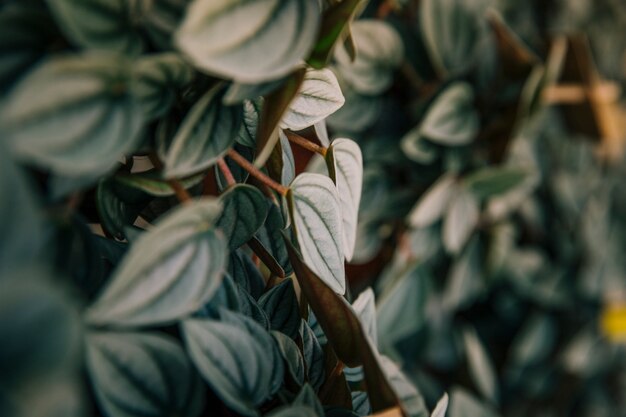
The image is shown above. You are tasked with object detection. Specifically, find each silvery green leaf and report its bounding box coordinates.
[419,83,479,146]
[345,288,376,383]
[300,320,325,391]
[420,0,489,76]
[295,384,324,416]
[266,405,320,417]
[326,138,363,261]
[380,356,428,417]
[255,202,293,275]
[408,174,456,228]
[224,78,286,105]
[229,251,265,300]
[327,84,382,132]
[237,99,263,147]
[400,126,439,164]
[96,179,150,241]
[509,314,556,368]
[442,186,479,254]
[448,387,498,417]
[281,69,345,131]
[133,53,193,120]
[182,317,282,417]
[314,120,330,147]
[216,184,269,250]
[307,310,327,345]
[271,331,305,385]
[444,238,482,311]
[259,279,300,339]
[463,327,498,404]
[163,84,242,178]
[86,198,226,327]
[86,331,204,417]
[431,393,449,417]
[465,167,528,200]
[115,170,204,197]
[175,0,321,83]
[280,130,296,186]
[236,286,271,329]
[334,20,404,95]
[288,173,345,294]
[351,391,372,416]
[1,54,144,177]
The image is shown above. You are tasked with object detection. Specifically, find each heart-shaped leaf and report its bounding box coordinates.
[408,174,456,228]
[1,54,144,177]
[216,184,269,250]
[182,316,282,417]
[86,198,226,327]
[442,185,479,254]
[272,330,305,385]
[419,83,479,146]
[287,173,345,294]
[175,0,320,83]
[86,331,204,417]
[259,279,300,339]
[162,84,242,178]
[281,68,345,131]
[326,138,363,261]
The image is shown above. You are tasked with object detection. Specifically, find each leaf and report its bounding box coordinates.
[86,198,226,327]
[115,170,204,197]
[465,167,528,200]
[379,356,428,417]
[419,83,479,146]
[1,54,144,177]
[281,68,345,131]
[175,0,320,83]
[162,84,242,178]
[280,130,296,186]
[408,174,456,228]
[447,387,498,417]
[307,0,366,68]
[327,85,382,132]
[463,327,498,404]
[326,138,363,260]
[228,251,265,300]
[182,316,282,417]
[216,185,269,250]
[133,53,193,120]
[442,186,479,254]
[295,384,324,416]
[86,331,204,417]
[255,201,293,275]
[443,238,483,311]
[345,288,377,383]
[300,320,325,391]
[266,405,320,417]
[96,179,151,240]
[400,126,439,165]
[431,393,449,417]
[237,99,263,147]
[352,391,371,416]
[224,78,286,105]
[334,20,404,95]
[287,173,345,294]
[271,330,305,385]
[259,279,301,339]
[284,238,401,413]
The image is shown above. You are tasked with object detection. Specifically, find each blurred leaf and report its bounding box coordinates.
[86,198,226,327]
[1,54,144,177]
[282,68,345,131]
[327,138,363,261]
[295,384,324,416]
[216,184,269,250]
[345,288,377,383]
[442,186,479,254]
[259,279,300,339]
[465,168,528,200]
[379,356,428,417]
[175,0,320,83]
[86,331,204,417]
[288,173,345,294]
[115,170,204,197]
[96,179,151,240]
[266,405,320,417]
[463,327,499,404]
[447,387,498,417]
[272,330,305,385]
[237,98,263,147]
[408,174,456,228]
[431,393,449,417]
[444,238,482,311]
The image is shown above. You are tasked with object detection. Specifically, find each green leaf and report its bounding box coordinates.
[229,251,266,300]
[351,391,371,416]
[133,53,193,120]
[162,84,242,178]
[237,99,263,147]
[465,167,528,200]
[431,393,449,417]
[326,138,363,261]
[1,54,144,177]
[334,20,404,95]
[216,185,269,250]
[271,330,305,385]
[182,316,282,417]
[379,356,428,417]
[115,170,204,197]
[463,327,498,404]
[327,85,382,132]
[86,331,204,417]
[280,130,296,186]
[400,126,439,165]
[86,198,226,327]
[442,186,479,254]
[447,387,498,417]
[295,384,324,416]
[345,288,377,383]
[256,201,293,275]
[96,179,151,240]
[288,173,345,294]
[266,405,320,417]
[175,0,321,83]
[259,279,301,339]
[419,83,479,146]
[443,238,483,311]
[281,68,345,131]
[408,174,456,228]
[300,320,325,391]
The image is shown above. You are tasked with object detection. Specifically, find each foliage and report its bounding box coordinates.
[1,1,626,417]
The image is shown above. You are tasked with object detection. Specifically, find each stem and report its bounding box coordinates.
[226,149,289,196]
[247,237,286,278]
[285,130,327,156]
[217,157,236,187]
[148,153,192,203]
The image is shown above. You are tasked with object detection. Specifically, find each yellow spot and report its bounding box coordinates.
[600,304,626,342]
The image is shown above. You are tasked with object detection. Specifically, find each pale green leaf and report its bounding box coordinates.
[419,83,479,146]
[86,331,204,417]
[281,68,345,131]
[237,98,262,147]
[443,238,482,311]
[379,356,428,417]
[163,84,242,178]
[442,186,479,254]
[431,393,449,417]
[288,173,345,294]
[115,170,204,197]
[463,327,498,404]
[401,126,439,164]
[216,184,269,250]
[1,54,144,177]
[271,331,305,385]
[448,387,498,417]
[326,138,363,261]
[408,174,456,228]
[175,0,321,83]
[86,198,226,327]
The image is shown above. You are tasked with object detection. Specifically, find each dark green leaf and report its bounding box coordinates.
[465,167,528,200]
[256,201,293,275]
[259,279,300,339]
[216,184,269,250]
[272,330,305,385]
[301,320,325,391]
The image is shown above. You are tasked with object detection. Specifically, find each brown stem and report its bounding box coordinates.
[247,237,286,278]
[226,149,289,196]
[285,130,328,156]
[148,153,192,203]
[217,157,236,187]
